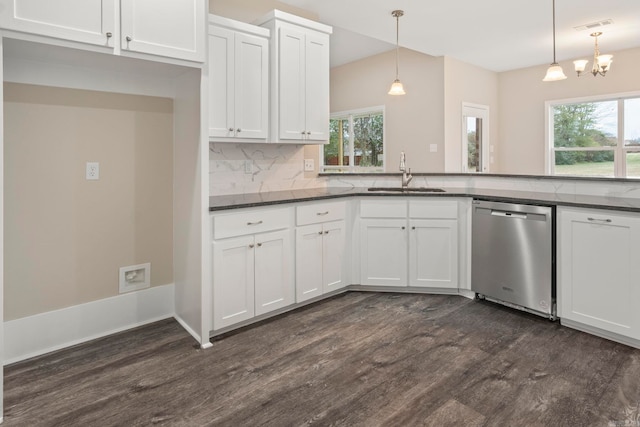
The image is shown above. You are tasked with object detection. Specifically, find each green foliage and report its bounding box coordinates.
[354,114,383,167]
[553,103,615,165]
[325,113,384,167]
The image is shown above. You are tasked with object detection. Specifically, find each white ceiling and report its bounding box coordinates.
[280,0,640,72]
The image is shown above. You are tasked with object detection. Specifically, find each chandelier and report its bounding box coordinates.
[573,32,613,77]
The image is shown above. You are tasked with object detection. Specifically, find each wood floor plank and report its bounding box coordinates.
[3,292,640,426]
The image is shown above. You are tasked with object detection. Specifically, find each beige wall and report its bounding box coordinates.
[4,83,174,320]
[443,57,499,172]
[497,46,640,175]
[331,48,445,172]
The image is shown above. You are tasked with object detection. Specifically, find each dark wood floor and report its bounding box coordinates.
[4,292,640,426]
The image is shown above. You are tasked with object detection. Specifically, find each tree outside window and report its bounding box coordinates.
[550,95,640,178]
[322,108,384,172]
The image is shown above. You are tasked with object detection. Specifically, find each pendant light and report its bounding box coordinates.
[542,0,567,82]
[388,10,406,95]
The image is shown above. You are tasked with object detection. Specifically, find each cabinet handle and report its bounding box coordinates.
[126,36,132,42]
[318,231,323,235]
[237,128,242,133]
[306,131,311,135]
[324,231,329,234]
[317,211,329,216]
[401,226,406,230]
[587,217,612,223]
[248,244,255,249]
[301,131,306,135]
[106,32,112,39]
[257,242,263,247]
[412,226,416,230]
[228,128,234,132]
[247,221,263,226]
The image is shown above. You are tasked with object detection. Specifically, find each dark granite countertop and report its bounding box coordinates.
[209,187,640,213]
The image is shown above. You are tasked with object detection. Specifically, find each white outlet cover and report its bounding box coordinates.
[86,162,99,180]
[304,159,314,172]
[429,144,438,153]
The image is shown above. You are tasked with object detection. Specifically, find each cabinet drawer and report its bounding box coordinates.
[409,200,458,219]
[213,207,291,239]
[297,201,346,225]
[360,199,407,218]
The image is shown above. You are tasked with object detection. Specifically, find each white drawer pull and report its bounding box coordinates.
[317,211,329,216]
[247,220,263,226]
[587,217,612,223]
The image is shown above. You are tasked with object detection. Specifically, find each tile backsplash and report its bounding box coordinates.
[209,142,326,195]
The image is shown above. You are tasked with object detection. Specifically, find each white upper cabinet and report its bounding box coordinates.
[0,0,116,47]
[209,15,269,141]
[0,0,206,62]
[257,10,331,144]
[120,0,205,62]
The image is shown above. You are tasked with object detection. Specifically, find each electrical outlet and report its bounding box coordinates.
[304,159,314,172]
[86,162,99,180]
[244,160,253,174]
[429,144,438,153]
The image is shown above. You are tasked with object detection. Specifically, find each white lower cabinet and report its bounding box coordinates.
[558,207,640,341]
[359,199,459,289]
[212,235,255,329]
[409,219,458,288]
[211,207,294,330]
[360,218,408,286]
[295,201,347,302]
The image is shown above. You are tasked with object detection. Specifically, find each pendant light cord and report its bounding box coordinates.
[552,0,557,63]
[395,13,400,79]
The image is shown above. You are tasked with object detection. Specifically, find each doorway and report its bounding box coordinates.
[462,103,490,173]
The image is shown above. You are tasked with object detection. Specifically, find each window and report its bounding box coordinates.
[548,94,640,178]
[321,107,384,172]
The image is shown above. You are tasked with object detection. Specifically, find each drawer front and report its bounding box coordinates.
[297,201,346,226]
[213,207,291,239]
[409,200,458,219]
[360,199,407,218]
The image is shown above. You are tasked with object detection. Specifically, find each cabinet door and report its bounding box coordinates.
[120,0,205,62]
[209,26,235,138]
[409,219,458,288]
[360,219,407,287]
[278,27,306,140]
[323,220,346,292]
[0,0,115,47]
[234,32,269,139]
[255,229,294,315]
[304,32,330,141]
[559,208,640,339]
[295,224,323,302]
[212,236,255,330]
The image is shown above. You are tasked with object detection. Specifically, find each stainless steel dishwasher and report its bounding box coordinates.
[471,199,555,319]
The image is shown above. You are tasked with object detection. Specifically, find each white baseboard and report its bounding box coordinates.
[3,284,175,365]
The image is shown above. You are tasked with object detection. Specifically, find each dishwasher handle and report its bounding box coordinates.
[490,210,527,220]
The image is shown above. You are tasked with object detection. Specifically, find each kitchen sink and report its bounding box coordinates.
[367,187,445,193]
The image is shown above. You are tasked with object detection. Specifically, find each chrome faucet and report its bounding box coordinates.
[399,151,413,189]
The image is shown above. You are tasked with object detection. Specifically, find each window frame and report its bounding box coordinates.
[545,91,640,178]
[320,106,386,173]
